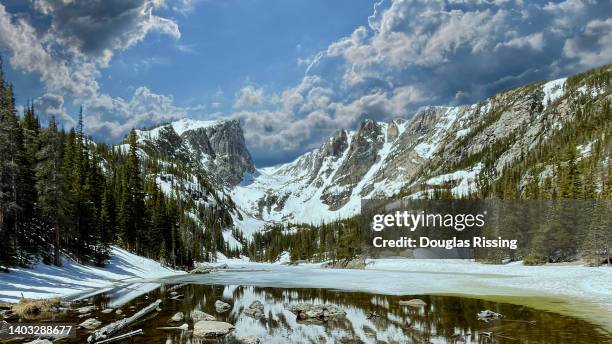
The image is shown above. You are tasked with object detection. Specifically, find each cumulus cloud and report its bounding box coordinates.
[231,0,611,165]
[1,0,610,165]
[0,1,184,140]
[233,85,264,109]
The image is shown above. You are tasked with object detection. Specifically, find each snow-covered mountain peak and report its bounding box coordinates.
[135,118,254,186]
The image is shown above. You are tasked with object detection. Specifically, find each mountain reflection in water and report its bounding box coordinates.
[50,283,612,344]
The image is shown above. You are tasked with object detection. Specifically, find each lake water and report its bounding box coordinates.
[18,266,611,344]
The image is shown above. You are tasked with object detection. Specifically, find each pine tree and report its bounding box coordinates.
[36,116,66,266]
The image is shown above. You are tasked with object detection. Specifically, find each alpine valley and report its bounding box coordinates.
[130,64,611,264]
[0,64,611,270]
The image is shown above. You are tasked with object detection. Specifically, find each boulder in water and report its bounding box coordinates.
[79,318,102,330]
[193,320,235,338]
[289,303,346,322]
[477,310,503,321]
[243,301,264,319]
[191,310,216,321]
[239,335,260,344]
[215,300,232,313]
[169,311,184,322]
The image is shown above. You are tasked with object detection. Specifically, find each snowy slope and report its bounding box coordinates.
[230,120,414,224]
[0,247,183,303]
[228,72,603,227]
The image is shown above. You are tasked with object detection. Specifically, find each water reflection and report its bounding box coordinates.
[58,284,611,344]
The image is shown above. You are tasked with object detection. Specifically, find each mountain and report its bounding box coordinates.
[231,66,610,225]
[135,118,255,186]
[134,65,611,238]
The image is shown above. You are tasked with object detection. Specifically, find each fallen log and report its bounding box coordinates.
[93,329,143,343]
[87,299,161,343]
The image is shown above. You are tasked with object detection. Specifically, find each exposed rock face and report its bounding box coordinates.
[193,320,235,338]
[321,256,366,269]
[136,119,255,186]
[231,71,612,226]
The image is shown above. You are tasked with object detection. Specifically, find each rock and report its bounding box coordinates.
[188,266,215,274]
[477,310,503,321]
[191,310,216,321]
[77,305,97,314]
[321,256,366,269]
[243,300,264,319]
[115,309,123,315]
[239,335,260,344]
[169,291,179,296]
[192,320,235,338]
[78,313,91,318]
[399,299,427,307]
[170,294,184,300]
[79,318,102,330]
[289,303,346,322]
[214,300,232,313]
[25,340,53,344]
[169,311,184,322]
[101,308,114,314]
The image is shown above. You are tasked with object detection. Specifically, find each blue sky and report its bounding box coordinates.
[0,0,610,166]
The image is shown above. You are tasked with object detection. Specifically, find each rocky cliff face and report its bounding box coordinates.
[137,119,255,186]
[230,66,611,225]
[132,66,610,231]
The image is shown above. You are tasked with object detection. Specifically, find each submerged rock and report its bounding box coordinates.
[169,311,184,322]
[191,310,216,321]
[289,303,346,322]
[214,300,232,313]
[76,306,97,314]
[25,340,53,344]
[193,320,235,338]
[399,299,427,307]
[79,318,102,330]
[243,301,264,319]
[477,310,503,321]
[115,309,123,315]
[239,335,260,344]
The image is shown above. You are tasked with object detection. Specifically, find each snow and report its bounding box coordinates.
[542,77,567,109]
[423,163,482,196]
[135,118,226,141]
[414,107,460,159]
[169,118,225,135]
[230,121,412,226]
[222,230,243,250]
[0,246,184,303]
[204,260,612,331]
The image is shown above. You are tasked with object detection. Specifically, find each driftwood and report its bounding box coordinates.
[93,329,143,343]
[87,299,161,343]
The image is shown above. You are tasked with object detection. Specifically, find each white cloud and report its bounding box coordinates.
[233,85,264,109]
[0,1,192,141]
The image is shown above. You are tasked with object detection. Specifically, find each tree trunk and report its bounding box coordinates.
[54,220,61,267]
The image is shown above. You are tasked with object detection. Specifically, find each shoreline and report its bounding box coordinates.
[2,253,610,332]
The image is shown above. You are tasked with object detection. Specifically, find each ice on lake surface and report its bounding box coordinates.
[48,265,611,343]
